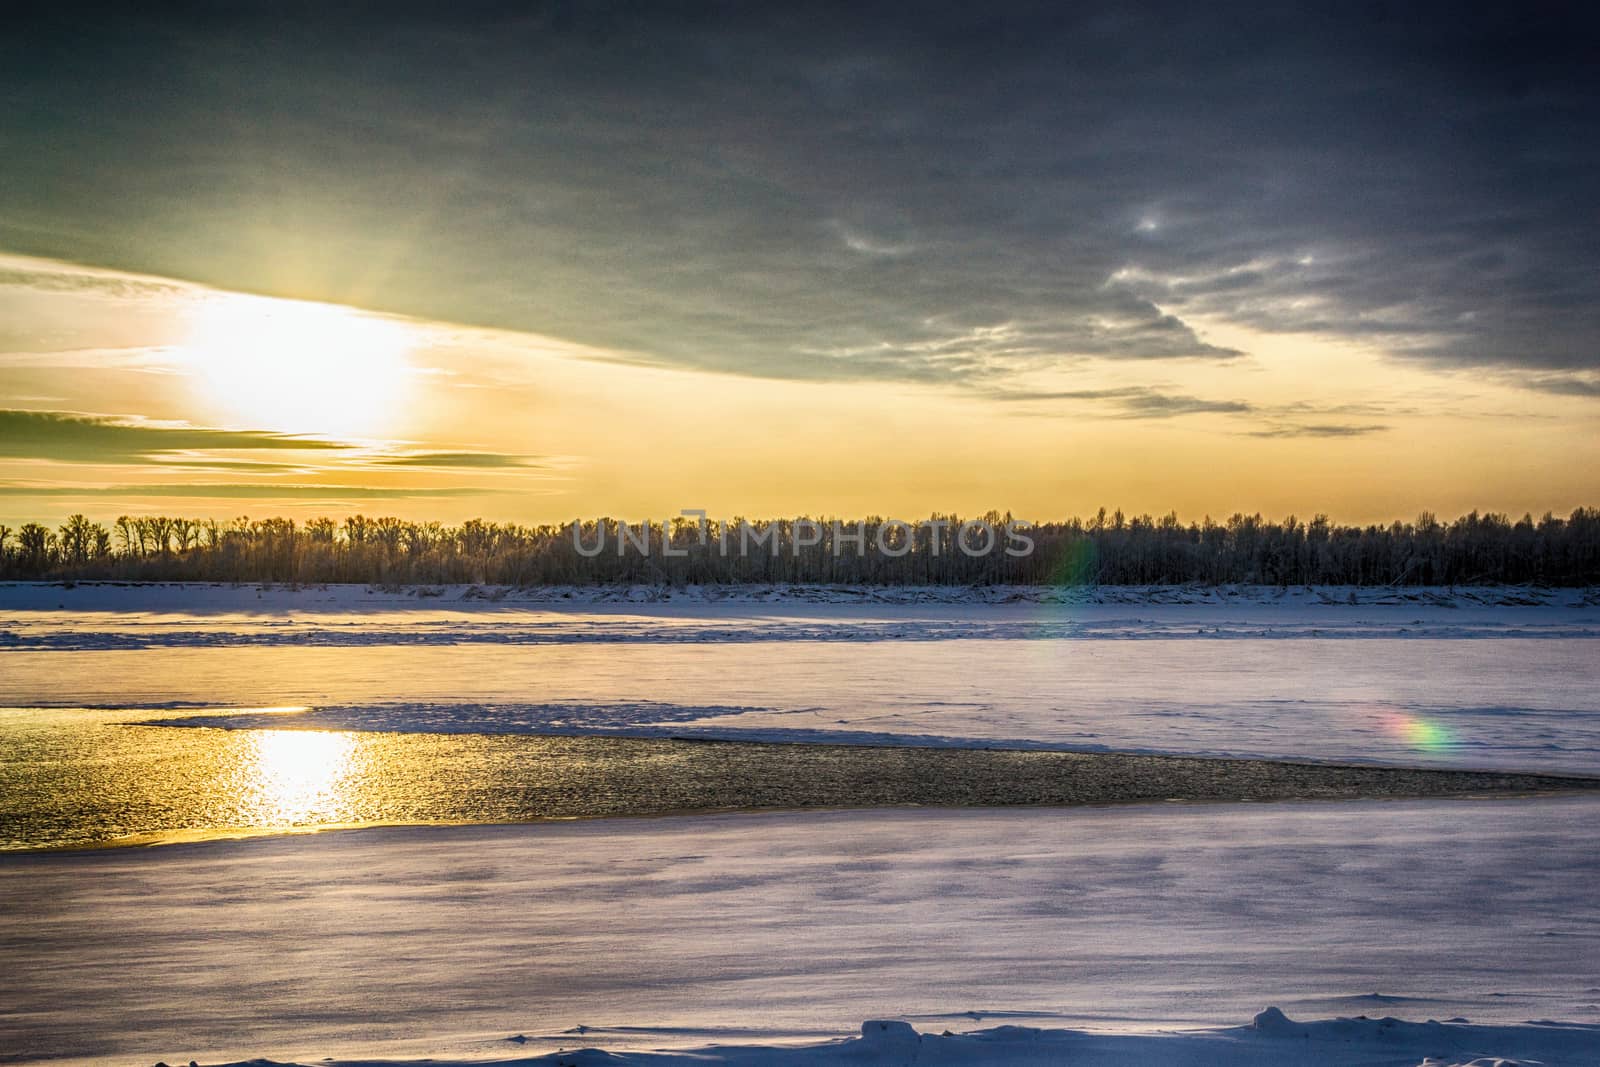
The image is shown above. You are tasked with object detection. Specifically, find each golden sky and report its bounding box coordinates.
[1,252,1594,528]
[5,8,1599,529]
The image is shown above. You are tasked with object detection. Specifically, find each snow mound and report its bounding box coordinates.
[192,1010,1600,1066]
[1251,1004,1297,1031]
[859,1018,920,1047]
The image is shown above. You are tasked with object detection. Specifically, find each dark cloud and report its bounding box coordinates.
[0,409,344,463]
[0,483,488,499]
[2,3,1597,383]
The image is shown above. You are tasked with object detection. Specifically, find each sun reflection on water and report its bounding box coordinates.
[241,729,364,825]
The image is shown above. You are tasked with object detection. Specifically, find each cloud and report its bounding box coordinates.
[1246,423,1390,439]
[0,409,346,463]
[369,451,539,469]
[0,254,192,302]
[0,483,489,499]
[1112,392,1252,418]
[151,457,310,473]
[1516,374,1600,398]
[0,413,550,487]
[21,3,1595,385]
[989,386,1252,418]
[989,387,1407,433]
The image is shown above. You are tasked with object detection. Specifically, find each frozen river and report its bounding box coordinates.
[4,584,1600,1064]
[3,583,1598,774]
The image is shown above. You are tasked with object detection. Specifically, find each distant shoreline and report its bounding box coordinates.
[3,579,1598,612]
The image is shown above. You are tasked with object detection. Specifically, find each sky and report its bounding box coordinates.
[1,1,1597,528]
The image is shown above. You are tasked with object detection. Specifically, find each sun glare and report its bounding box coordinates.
[181,294,416,438]
[245,729,362,825]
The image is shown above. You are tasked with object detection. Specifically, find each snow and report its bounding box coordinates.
[5,800,1600,1066]
[199,1010,1600,1065]
[3,582,1599,648]
[5,583,1599,1065]
[4,580,1597,612]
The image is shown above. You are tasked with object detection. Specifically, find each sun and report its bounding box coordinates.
[180,293,417,439]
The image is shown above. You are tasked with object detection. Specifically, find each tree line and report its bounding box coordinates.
[0,508,1597,586]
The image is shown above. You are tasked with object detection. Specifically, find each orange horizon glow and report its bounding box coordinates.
[0,254,1595,529]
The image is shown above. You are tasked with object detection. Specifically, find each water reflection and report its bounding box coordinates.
[240,729,364,825]
[0,706,1585,851]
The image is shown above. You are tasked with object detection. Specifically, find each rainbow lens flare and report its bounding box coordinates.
[1377,708,1458,753]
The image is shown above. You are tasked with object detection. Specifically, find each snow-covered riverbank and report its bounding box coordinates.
[3,582,1598,652]
[199,1010,1600,1066]
[5,801,1600,1065]
[3,579,1600,604]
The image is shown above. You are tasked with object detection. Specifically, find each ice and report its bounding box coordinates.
[4,582,1596,772]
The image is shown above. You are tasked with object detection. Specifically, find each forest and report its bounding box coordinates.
[2,507,1597,587]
